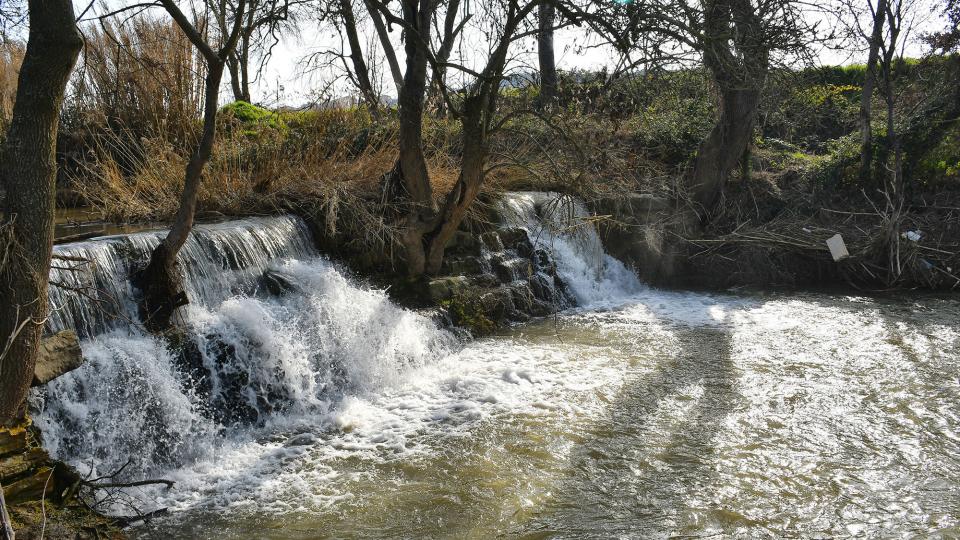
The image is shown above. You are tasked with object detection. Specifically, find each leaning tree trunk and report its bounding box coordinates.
[0,0,82,427]
[537,2,558,106]
[687,0,768,212]
[425,105,487,274]
[860,0,887,184]
[136,63,226,332]
[687,84,762,210]
[393,0,436,277]
[340,0,381,115]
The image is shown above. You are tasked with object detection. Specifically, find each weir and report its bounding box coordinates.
[26,196,960,538]
[34,194,637,495]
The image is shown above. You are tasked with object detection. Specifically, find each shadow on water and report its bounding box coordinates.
[517,322,738,539]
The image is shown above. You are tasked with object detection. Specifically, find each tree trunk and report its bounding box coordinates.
[537,2,558,106]
[136,62,226,332]
[394,0,435,276]
[687,0,768,212]
[365,0,404,97]
[340,0,380,114]
[0,0,82,427]
[687,85,762,209]
[228,55,246,102]
[429,0,462,116]
[425,110,486,274]
[860,0,887,184]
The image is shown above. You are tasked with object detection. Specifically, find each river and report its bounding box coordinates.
[31,195,960,539]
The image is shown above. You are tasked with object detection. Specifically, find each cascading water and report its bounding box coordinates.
[34,215,458,490]
[30,199,960,538]
[497,192,642,305]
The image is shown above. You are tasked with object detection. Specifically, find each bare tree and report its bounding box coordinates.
[337,0,384,113]
[135,0,246,331]
[606,0,810,212]
[373,0,555,275]
[858,0,888,183]
[212,0,302,103]
[538,2,558,105]
[0,0,82,426]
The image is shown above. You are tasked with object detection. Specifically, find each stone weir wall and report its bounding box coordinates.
[424,227,574,332]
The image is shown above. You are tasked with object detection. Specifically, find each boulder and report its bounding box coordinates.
[260,269,298,296]
[427,276,471,302]
[441,256,487,276]
[32,331,83,387]
[480,231,504,252]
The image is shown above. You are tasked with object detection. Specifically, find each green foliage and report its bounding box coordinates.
[914,122,960,186]
[220,101,288,136]
[762,82,861,149]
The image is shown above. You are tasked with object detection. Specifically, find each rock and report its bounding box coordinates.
[473,273,501,288]
[445,230,480,255]
[497,227,530,248]
[0,448,47,482]
[477,288,514,321]
[441,256,487,276]
[528,274,555,303]
[509,283,535,313]
[284,433,317,447]
[260,269,297,296]
[2,465,53,505]
[32,331,84,387]
[480,231,504,252]
[0,429,27,458]
[427,276,471,302]
[491,255,531,283]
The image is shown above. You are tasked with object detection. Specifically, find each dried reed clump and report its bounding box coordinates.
[72,110,463,229]
[65,15,203,147]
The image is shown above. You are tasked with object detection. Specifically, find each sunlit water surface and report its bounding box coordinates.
[130,289,960,539]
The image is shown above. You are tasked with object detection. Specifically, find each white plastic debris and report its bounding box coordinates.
[802,227,812,233]
[901,230,922,242]
[826,234,849,261]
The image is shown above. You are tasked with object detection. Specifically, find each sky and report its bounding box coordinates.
[74,0,946,107]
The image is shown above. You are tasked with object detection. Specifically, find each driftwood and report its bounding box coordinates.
[0,481,14,540]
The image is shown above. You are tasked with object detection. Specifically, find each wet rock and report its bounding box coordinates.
[441,256,487,276]
[427,276,471,302]
[528,274,555,303]
[509,283,535,313]
[260,269,297,296]
[497,227,534,256]
[480,231,504,252]
[492,255,531,283]
[477,288,515,322]
[445,230,480,255]
[284,433,317,447]
[32,331,84,387]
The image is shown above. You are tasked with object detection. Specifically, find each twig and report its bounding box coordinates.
[0,480,14,540]
[83,479,174,490]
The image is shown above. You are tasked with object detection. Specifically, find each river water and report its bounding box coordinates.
[32,195,960,539]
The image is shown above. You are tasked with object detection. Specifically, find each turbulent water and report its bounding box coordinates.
[32,196,960,539]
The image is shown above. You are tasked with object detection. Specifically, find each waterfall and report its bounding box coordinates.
[34,215,457,483]
[47,216,316,338]
[498,192,642,305]
[33,197,640,514]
